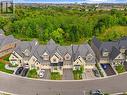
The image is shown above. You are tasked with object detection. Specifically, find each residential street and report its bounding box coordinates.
[0,72,127,95]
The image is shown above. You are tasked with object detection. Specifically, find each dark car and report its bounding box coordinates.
[15,67,24,75]
[101,64,107,69]
[92,69,100,77]
[89,89,104,95]
[21,68,29,77]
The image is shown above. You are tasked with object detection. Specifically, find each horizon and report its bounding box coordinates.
[13,0,127,4]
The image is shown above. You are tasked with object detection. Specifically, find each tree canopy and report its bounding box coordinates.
[1,6,127,44]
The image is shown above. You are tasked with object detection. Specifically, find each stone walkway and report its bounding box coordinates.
[5,64,17,71]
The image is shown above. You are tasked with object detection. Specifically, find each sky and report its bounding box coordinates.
[14,0,127,3]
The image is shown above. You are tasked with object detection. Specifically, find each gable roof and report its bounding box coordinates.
[92,37,102,49]
[92,37,127,61]
[14,40,39,59]
[0,35,19,48]
[72,44,95,61]
[110,46,120,60]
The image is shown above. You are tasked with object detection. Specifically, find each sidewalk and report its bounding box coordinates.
[5,64,17,71]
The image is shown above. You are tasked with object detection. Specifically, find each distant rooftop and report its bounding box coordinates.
[14,0,127,4]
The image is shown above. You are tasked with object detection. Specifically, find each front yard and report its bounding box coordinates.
[0,62,13,74]
[27,69,38,78]
[115,64,126,74]
[50,72,62,80]
[73,67,84,80]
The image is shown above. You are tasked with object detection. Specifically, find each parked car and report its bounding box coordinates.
[92,69,100,77]
[102,64,107,69]
[39,69,45,78]
[89,89,104,95]
[21,68,29,77]
[15,67,24,75]
[24,64,29,69]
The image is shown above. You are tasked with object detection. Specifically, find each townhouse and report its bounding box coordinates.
[0,29,19,58]
[91,37,127,66]
[9,39,96,75]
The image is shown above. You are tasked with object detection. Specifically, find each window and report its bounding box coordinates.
[66,56,69,59]
[43,55,49,60]
[33,58,36,62]
[53,58,56,62]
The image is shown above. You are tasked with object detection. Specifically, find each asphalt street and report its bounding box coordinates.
[0,72,127,95]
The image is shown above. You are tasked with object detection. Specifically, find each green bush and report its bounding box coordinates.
[50,72,62,80]
[27,69,38,78]
[115,64,126,74]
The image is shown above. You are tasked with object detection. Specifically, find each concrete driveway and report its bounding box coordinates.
[62,69,73,80]
[101,64,116,76]
[42,69,50,79]
[83,69,97,79]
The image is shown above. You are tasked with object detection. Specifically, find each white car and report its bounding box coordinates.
[39,70,45,78]
[24,64,29,69]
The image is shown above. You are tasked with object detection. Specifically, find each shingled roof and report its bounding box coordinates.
[14,38,95,65]
[0,35,19,49]
[110,46,120,60]
[14,40,39,59]
[92,37,127,61]
[92,37,102,49]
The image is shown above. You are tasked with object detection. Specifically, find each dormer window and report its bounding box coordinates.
[64,53,71,60]
[53,58,56,62]
[102,49,109,57]
[103,52,109,57]
[23,49,30,57]
[86,54,93,61]
[42,52,49,60]
[120,47,125,53]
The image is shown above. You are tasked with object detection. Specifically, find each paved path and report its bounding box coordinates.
[5,64,17,71]
[0,72,127,95]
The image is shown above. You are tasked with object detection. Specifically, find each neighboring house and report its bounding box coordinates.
[0,29,19,58]
[9,40,39,66]
[91,37,127,66]
[10,39,96,75]
[72,44,96,70]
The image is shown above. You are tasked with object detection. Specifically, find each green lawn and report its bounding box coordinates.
[0,62,13,74]
[50,72,62,80]
[115,64,126,74]
[27,69,38,78]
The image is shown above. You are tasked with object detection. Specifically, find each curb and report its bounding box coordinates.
[0,90,17,95]
[1,71,127,82]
